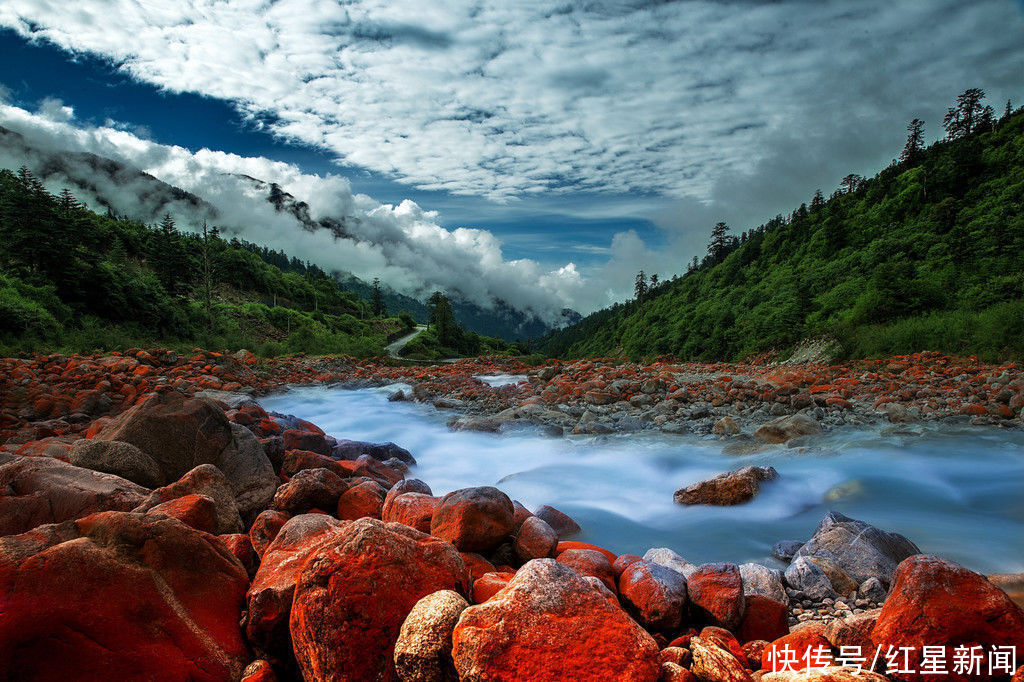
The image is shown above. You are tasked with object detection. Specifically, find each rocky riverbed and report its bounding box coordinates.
[1,348,1023,681]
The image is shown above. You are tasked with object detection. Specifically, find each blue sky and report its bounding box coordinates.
[0,1,1021,317]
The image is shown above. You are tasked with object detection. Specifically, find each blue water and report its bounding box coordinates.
[260,382,1024,574]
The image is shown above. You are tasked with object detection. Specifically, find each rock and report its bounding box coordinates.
[870,554,1024,682]
[219,423,278,523]
[249,509,290,558]
[334,439,416,465]
[754,414,822,443]
[147,493,218,533]
[713,416,741,435]
[743,640,767,670]
[557,548,617,592]
[394,590,469,682]
[740,563,789,605]
[988,572,1024,609]
[453,558,660,681]
[823,609,880,654]
[271,467,349,515]
[472,571,515,603]
[689,635,753,682]
[857,576,887,603]
[290,518,470,682]
[513,516,558,562]
[0,456,148,536]
[806,557,858,596]
[688,562,746,632]
[385,493,442,533]
[386,479,433,507]
[644,547,699,578]
[220,532,257,578]
[246,514,348,659]
[0,511,249,681]
[761,668,887,681]
[557,540,617,563]
[674,466,778,506]
[68,438,165,488]
[430,486,515,553]
[336,479,386,520]
[794,511,920,588]
[700,626,749,667]
[619,559,689,630]
[761,624,834,673]
[241,659,278,682]
[134,463,244,535]
[533,504,581,538]
[784,556,839,601]
[660,661,696,682]
[738,595,789,643]
[771,540,803,562]
[93,392,232,482]
[459,553,496,582]
[282,428,331,456]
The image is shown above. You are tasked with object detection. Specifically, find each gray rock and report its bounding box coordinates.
[754,413,822,443]
[218,423,278,524]
[69,439,165,488]
[772,540,804,562]
[394,590,469,682]
[784,556,839,602]
[794,511,920,588]
[643,547,698,579]
[740,562,789,605]
[857,576,888,602]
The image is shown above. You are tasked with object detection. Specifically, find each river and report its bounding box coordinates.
[260,379,1024,574]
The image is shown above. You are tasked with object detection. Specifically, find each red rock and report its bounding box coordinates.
[430,486,515,553]
[473,571,516,603]
[619,559,689,630]
[460,552,497,582]
[661,662,698,681]
[246,514,348,659]
[762,624,834,673]
[147,493,218,534]
[383,492,440,533]
[558,540,618,564]
[282,428,331,456]
[220,532,257,578]
[453,559,660,681]
[870,555,1024,681]
[513,515,558,562]
[738,594,789,643]
[743,640,767,670]
[249,509,290,559]
[534,504,581,538]
[0,511,249,681]
[659,647,692,667]
[336,479,385,520]
[241,659,278,682]
[271,467,349,515]
[290,518,470,681]
[134,463,244,535]
[558,547,617,592]
[613,553,644,577]
[0,455,148,536]
[687,562,746,632]
[700,626,748,667]
[689,635,753,682]
[511,499,534,529]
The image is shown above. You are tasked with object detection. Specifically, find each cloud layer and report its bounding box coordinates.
[2,1,1021,203]
[0,102,585,321]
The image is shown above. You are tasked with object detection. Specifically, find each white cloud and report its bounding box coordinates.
[0,101,585,321]
[0,0,1020,204]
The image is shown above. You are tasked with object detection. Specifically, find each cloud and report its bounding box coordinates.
[0,101,585,322]
[0,0,1019,205]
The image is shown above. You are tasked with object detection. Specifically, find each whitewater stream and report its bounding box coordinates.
[260,377,1024,574]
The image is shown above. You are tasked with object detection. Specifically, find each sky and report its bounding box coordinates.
[0,0,1022,319]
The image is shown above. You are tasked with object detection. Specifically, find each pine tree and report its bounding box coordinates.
[634,271,648,300]
[840,173,864,194]
[427,291,459,346]
[943,88,986,139]
[810,189,825,211]
[707,222,733,264]
[900,119,925,163]
[371,277,386,317]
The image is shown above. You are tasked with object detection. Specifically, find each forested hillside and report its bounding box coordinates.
[0,167,406,356]
[543,100,1024,362]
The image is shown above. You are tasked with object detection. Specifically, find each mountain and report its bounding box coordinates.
[0,126,564,341]
[542,107,1024,362]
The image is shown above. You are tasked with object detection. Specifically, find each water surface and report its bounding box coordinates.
[260,382,1024,574]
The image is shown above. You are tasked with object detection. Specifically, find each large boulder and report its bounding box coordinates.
[133,464,244,535]
[784,556,839,602]
[688,562,746,632]
[272,467,350,515]
[246,514,348,659]
[0,455,148,536]
[430,487,515,553]
[335,439,416,465]
[618,559,689,630]
[0,511,249,681]
[754,414,822,443]
[871,555,1024,682]
[689,635,752,682]
[557,548,617,592]
[453,558,660,681]
[384,492,441,533]
[673,466,778,506]
[532,504,581,538]
[394,590,469,682]
[68,438,165,488]
[740,562,789,605]
[219,423,278,523]
[513,516,558,562]
[290,518,470,681]
[794,511,920,588]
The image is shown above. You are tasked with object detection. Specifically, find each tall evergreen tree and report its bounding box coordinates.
[707,222,733,264]
[427,291,459,346]
[900,119,926,163]
[371,277,386,317]
[943,88,986,139]
[634,270,648,300]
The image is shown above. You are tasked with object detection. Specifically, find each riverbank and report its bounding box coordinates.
[1,348,1023,680]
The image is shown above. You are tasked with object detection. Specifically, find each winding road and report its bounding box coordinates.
[385,324,427,359]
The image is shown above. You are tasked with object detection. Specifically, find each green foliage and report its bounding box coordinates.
[544,108,1024,363]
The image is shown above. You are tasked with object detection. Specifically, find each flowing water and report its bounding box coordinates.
[260,380,1024,574]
